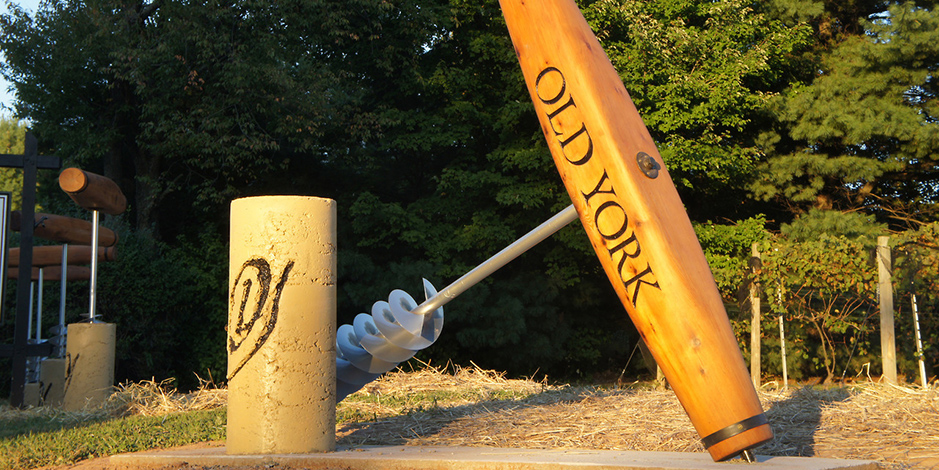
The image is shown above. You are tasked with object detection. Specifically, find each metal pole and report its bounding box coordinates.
[59,244,68,327]
[775,262,788,390]
[410,204,578,317]
[778,314,788,390]
[37,268,43,341]
[28,282,34,339]
[749,243,761,388]
[912,293,928,388]
[89,210,99,322]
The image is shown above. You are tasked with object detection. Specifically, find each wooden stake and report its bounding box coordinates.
[877,236,897,385]
[11,211,118,246]
[8,245,116,267]
[750,243,761,388]
[7,266,92,281]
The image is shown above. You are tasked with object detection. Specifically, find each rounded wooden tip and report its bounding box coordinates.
[57,168,128,215]
[59,168,89,193]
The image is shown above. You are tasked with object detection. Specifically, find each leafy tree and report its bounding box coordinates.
[0,0,435,240]
[7,0,934,385]
[581,0,814,220]
[0,115,26,208]
[337,0,622,377]
[760,235,880,383]
[0,115,25,153]
[894,224,939,379]
[694,215,770,302]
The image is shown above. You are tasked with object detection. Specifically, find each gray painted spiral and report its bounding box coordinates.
[335,279,444,401]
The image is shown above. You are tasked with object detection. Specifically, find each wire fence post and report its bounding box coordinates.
[877,236,897,385]
[749,243,762,388]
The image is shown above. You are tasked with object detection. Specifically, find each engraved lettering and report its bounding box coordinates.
[537,65,662,308]
[623,263,660,306]
[559,122,593,165]
[594,200,629,240]
[581,170,615,204]
[535,67,566,104]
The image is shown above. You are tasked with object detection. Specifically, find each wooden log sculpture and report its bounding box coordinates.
[7,266,92,281]
[499,0,772,461]
[58,168,127,216]
[8,246,117,268]
[11,212,118,247]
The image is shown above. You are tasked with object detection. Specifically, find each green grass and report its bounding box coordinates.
[0,387,504,470]
[0,407,226,470]
[0,366,556,470]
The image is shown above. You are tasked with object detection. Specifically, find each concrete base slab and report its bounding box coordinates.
[110,445,879,470]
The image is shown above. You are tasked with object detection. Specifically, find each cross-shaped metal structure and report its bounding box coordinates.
[0,132,62,407]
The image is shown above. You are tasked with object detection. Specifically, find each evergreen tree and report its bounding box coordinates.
[751,2,939,226]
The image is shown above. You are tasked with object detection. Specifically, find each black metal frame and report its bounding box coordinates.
[0,132,61,407]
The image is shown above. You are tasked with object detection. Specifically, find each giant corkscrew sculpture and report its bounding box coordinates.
[335,0,772,462]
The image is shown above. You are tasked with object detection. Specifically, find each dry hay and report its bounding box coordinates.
[809,383,939,468]
[364,361,546,396]
[5,365,938,469]
[105,378,228,417]
[0,377,227,422]
[338,369,939,470]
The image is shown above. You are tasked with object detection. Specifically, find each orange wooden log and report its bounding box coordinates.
[499,0,772,461]
[11,212,119,247]
[6,266,92,281]
[8,245,117,268]
[58,168,127,215]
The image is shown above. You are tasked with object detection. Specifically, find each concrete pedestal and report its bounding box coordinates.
[22,382,41,407]
[110,446,880,470]
[62,322,116,411]
[40,358,67,406]
[227,196,337,454]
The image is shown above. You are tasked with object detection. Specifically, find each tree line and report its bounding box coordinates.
[1,0,936,390]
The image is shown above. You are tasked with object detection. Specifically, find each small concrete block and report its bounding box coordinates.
[22,383,41,408]
[109,445,880,470]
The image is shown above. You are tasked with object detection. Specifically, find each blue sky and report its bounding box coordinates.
[1,0,42,115]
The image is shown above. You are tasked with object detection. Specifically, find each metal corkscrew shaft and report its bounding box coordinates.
[335,205,578,401]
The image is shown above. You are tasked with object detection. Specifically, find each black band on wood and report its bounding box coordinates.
[701,413,769,449]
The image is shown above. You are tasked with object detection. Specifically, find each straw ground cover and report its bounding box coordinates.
[338,364,939,469]
[2,365,937,469]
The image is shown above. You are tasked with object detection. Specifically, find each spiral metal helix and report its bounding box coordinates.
[336,279,444,401]
[334,204,578,402]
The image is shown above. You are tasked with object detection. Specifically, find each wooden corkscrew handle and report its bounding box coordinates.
[498,0,772,460]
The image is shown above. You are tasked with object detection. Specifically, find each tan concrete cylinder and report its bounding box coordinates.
[227,196,337,454]
[62,322,116,411]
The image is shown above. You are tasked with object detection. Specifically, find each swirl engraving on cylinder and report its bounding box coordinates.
[228,257,294,380]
